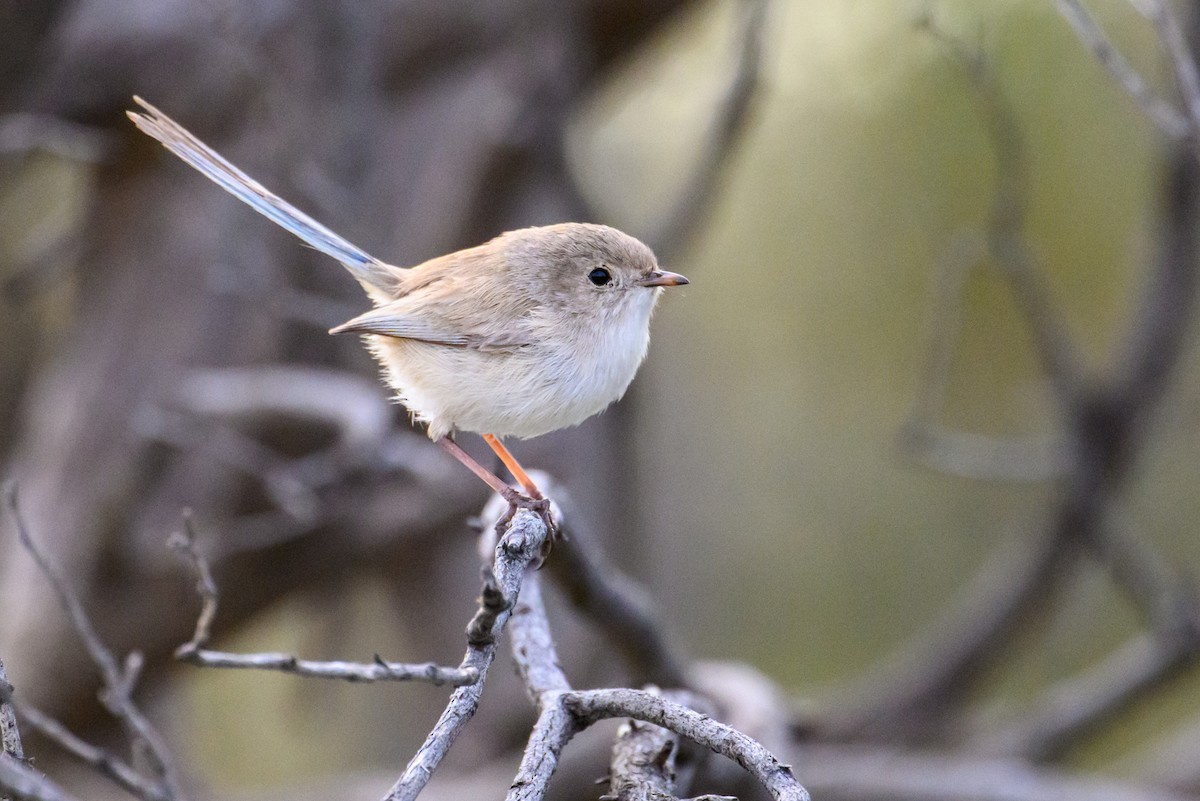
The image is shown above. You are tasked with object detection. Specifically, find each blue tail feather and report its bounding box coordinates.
[128,97,396,293]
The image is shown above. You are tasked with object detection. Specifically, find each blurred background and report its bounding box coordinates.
[3,0,1200,799]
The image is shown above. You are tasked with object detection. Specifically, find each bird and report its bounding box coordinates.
[127,96,688,513]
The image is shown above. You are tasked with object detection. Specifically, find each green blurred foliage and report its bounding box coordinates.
[572,0,1200,768]
[8,0,1200,786]
[0,153,87,452]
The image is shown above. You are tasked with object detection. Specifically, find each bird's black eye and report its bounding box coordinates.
[587,267,613,286]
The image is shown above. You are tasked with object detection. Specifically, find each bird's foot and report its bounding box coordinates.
[497,487,561,556]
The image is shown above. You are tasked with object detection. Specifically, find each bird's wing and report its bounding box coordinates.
[329,305,471,346]
[330,286,534,352]
[127,96,402,298]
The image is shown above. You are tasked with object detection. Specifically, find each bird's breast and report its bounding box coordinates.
[368,304,653,440]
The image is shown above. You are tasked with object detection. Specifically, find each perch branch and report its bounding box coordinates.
[383,507,551,801]
[510,573,571,700]
[479,482,688,687]
[505,567,577,801]
[0,659,21,801]
[0,660,20,764]
[505,559,794,801]
[507,698,580,801]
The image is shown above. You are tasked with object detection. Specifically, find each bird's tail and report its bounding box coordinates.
[127,96,398,296]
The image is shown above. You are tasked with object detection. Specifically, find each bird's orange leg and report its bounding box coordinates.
[436,436,521,500]
[482,434,543,500]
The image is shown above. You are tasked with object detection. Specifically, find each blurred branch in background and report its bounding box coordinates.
[0,0,703,742]
[646,0,768,258]
[0,114,113,162]
[0,1,777,796]
[5,1,1200,800]
[3,485,181,801]
[1,659,24,801]
[1055,0,1192,138]
[1,480,811,801]
[819,0,1200,767]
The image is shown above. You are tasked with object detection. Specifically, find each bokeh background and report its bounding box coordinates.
[3,0,1200,799]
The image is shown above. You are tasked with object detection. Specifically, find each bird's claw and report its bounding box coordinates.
[497,488,561,552]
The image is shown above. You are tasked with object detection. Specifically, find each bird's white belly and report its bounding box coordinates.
[368,323,650,440]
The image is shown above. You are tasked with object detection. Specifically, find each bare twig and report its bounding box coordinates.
[11,704,170,801]
[504,564,791,801]
[604,689,712,801]
[169,512,218,650]
[508,698,580,801]
[3,657,168,801]
[0,755,82,801]
[3,484,184,801]
[1054,0,1190,138]
[175,650,480,685]
[169,511,478,685]
[384,507,551,801]
[567,689,808,801]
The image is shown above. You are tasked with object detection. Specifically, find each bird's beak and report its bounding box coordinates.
[637,269,689,287]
